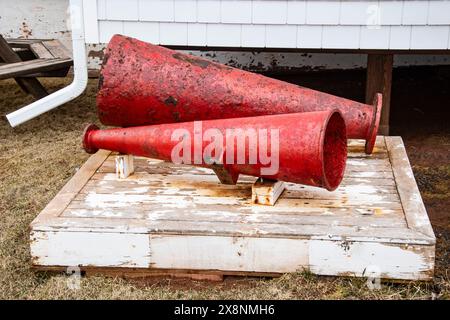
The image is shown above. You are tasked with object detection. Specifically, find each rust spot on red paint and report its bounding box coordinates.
[101,52,110,68]
[98,74,104,90]
[172,53,211,69]
[172,52,233,71]
[164,96,178,106]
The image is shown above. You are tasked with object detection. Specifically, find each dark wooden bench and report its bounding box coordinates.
[0,35,73,99]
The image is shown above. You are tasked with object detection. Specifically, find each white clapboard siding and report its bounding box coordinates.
[83,0,450,49]
[360,26,391,49]
[241,24,266,47]
[379,0,403,25]
[207,24,242,46]
[174,0,197,22]
[322,26,361,49]
[340,0,373,25]
[389,26,412,49]
[411,25,450,49]
[221,0,252,23]
[287,1,306,24]
[123,21,159,44]
[306,0,341,25]
[252,0,288,24]
[160,22,188,45]
[297,25,323,48]
[139,0,175,22]
[402,0,429,25]
[265,25,297,48]
[97,0,107,20]
[98,20,123,43]
[187,23,208,46]
[106,0,139,21]
[197,0,221,23]
[428,0,450,24]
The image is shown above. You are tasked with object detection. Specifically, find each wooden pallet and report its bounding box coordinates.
[30,137,436,281]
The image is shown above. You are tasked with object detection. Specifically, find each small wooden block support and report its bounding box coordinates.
[115,154,135,179]
[366,53,393,136]
[251,178,285,206]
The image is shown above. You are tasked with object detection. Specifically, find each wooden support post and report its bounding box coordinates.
[0,35,47,99]
[252,178,285,206]
[115,154,135,179]
[366,53,393,136]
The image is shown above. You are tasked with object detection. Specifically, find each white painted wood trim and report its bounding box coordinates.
[82,0,100,43]
[30,232,435,280]
[385,137,436,242]
[30,149,111,226]
[31,231,151,267]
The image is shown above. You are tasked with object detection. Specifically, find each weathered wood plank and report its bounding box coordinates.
[100,155,393,174]
[366,54,393,135]
[62,206,407,228]
[5,38,44,46]
[31,150,111,226]
[78,183,399,205]
[347,137,385,148]
[309,240,434,280]
[0,58,73,80]
[70,192,403,210]
[32,215,429,244]
[0,35,47,98]
[66,199,403,218]
[29,42,54,59]
[386,137,435,241]
[30,232,435,280]
[88,172,397,188]
[41,40,72,59]
[33,265,226,281]
[31,231,150,268]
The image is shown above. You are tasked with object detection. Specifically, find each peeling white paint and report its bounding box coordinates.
[31,231,151,267]
[310,240,433,278]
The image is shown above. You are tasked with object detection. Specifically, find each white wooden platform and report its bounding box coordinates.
[30,137,436,281]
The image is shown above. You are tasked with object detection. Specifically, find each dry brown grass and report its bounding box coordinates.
[0,78,448,300]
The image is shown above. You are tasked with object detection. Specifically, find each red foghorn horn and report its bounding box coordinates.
[97,34,381,154]
[83,111,347,191]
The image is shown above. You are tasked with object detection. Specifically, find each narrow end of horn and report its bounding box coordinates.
[82,124,100,154]
[322,110,347,191]
[365,93,383,154]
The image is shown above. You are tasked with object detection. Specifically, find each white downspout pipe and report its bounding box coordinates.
[6,0,88,127]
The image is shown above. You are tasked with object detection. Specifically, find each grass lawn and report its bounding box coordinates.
[0,72,449,299]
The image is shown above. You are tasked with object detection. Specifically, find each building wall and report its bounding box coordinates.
[0,0,73,48]
[92,0,450,50]
[1,0,449,72]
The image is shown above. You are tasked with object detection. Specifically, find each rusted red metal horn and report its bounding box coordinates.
[97,34,381,154]
[83,110,347,191]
